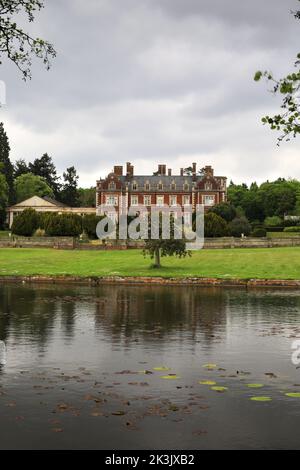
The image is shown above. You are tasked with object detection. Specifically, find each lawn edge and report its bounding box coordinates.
[0,275,300,288]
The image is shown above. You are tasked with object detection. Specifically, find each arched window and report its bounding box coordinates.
[183,182,189,191]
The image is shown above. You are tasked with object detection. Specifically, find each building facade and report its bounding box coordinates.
[96,162,227,219]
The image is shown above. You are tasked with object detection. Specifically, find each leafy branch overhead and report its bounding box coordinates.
[0,0,56,80]
[254,2,300,144]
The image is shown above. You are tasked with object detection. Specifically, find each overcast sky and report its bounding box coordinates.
[1,0,300,187]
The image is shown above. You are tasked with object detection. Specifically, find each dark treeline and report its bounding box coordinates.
[0,122,95,228]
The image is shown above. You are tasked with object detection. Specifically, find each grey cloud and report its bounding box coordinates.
[1,0,300,186]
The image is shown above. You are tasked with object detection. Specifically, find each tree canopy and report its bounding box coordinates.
[14,172,54,202]
[255,1,300,143]
[0,0,56,80]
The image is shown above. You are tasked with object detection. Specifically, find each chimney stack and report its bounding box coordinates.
[158,164,166,176]
[168,168,172,176]
[180,168,184,176]
[192,162,197,180]
[114,165,123,176]
[126,162,134,177]
[204,165,214,177]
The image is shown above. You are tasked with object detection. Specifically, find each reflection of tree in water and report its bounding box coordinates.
[60,299,76,341]
[93,285,228,346]
[0,285,58,348]
[226,289,300,328]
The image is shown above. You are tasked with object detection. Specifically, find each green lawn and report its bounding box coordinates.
[0,247,300,279]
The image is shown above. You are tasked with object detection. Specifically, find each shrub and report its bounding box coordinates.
[265,226,284,232]
[82,214,103,239]
[283,226,300,233]
[204,212,228,238]
[264,216,283,227]
[45,213,82,237]
[252,228,267,237]
[11,209,39,236]
[229,216,251,237]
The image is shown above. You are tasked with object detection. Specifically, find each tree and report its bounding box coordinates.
[29,153,60,196]
[14,172,54,202]
[204,212,228,238]
[229,217,251,237]
[13,158,30,178]
[78,187,96,207]
[259,181,296,217]
[209,203,236,222]
[227,182,248,208]
[11,208,39,236]
[0,0,56,80]
[254,2,300,144]
[0,122,14,202]
[0,169,8,228]
[183,166,193,176]
[60,166,79,207]
[143,217,191,268]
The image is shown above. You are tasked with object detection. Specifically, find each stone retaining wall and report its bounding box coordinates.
[0,237,75,249]
[1,236,300,250]
[0,275,300,288]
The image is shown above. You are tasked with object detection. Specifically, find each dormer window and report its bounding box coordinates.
[132,182,138,191]
[170,181,176,190]
[183,182,189,191]
[145,182,150,191]
[205,182,212,191]
[158,182,163,190]
[108,182,116,190]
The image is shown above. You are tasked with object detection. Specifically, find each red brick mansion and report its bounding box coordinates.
[96,162,227,218]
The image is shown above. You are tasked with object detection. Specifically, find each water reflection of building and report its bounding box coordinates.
[93,285,228,347]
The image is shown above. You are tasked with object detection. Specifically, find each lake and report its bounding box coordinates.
[0,283,299,450]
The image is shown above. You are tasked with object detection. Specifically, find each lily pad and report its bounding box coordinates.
[211,386,228,392]
[285,392,300,398]
[246,384,264,388]
[153,366,171,371]
[199,380,217,385]
[203,364,217,369]
[250,396,272,402]
[160,375,180,380]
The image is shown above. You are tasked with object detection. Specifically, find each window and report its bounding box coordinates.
[145,182,150,191]
[205,182,212,191]
[204,195,215,206]
[156,196,164,207]
[183,182,189,191]
[183,195,190,206]
[170,195,177,206]
[158,182,163,190]
[132,182,138,191]
[170,181,176,190]
[106,195,118,206]
[144,195,151,206]
[131,195,139,206]
[108,182,116,190]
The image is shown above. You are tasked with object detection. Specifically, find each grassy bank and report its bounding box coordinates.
[0,247,300,279]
